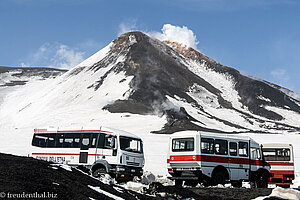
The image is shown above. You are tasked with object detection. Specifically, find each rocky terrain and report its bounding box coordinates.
[0,153,282,200]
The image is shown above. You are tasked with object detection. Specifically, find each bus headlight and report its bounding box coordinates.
[117,167,126,172]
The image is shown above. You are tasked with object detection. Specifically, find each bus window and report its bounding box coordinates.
[120,136,143,153]
[97,133,105,148]
[215,139,228,155]
[104,135,116,149]
[239,142,248,157]
[263,148,290,161]
[172,138,194,152]
[229,142,237,156]
[251,148,261,159]
[81,134,91,150]
[201,138,214,154]
[90,134,98,148]
[56,134,64,148]
[63,133,80,148]
[47,134,56,147]
[32,134,48,147]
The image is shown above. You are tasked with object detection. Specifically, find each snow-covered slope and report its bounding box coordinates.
[0,32,299,177]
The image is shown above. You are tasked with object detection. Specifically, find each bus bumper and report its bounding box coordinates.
[112,165,143,181]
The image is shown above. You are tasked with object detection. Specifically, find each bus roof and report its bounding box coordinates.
[170,131,253,141]
[34,126,141,140]
[262,143,293,148]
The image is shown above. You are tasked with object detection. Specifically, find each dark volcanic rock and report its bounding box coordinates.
[0,66,67,87]
[0,153,283,200]
[0,153,153,200]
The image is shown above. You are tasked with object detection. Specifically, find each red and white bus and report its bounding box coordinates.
[30,126,144,181]
[167,131,271,187]
[262,143,294,187]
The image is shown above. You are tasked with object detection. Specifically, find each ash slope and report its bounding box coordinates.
[0,66,67,87]
[1,153,279,200]
[79,32,300,133]
[0,153,154,200]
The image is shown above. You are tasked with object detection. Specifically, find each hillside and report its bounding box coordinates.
[0,31,299,176]
[0,153,283,200]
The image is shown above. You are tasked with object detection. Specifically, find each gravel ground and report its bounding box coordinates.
[0,153,285,200]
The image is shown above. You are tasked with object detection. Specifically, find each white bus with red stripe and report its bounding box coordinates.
[30,127,144,181]
[167,131,271,187]
[262,143,294,187]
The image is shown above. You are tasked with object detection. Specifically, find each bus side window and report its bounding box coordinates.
[201,138,214,154]
[63,133,80,148]
[97,133,105,148]
[250,148,261,159]
[81,134,91,150]
[215,139,228,155]
[73,134,80,148]
[47,134,56,148]
[104,135,115,149]
[64,134,74,148]
[239,142,248,157]
[229,142,237,156]
[90,133,98,148]
[56,134,64,148]
[32,134,48,147]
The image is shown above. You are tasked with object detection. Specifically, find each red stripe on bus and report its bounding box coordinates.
[56,130,113,133]
[270,170,294,175]
[32,153,80,156]
[268,162,294,166]
[32,153,111,156]
[168,155,265,166]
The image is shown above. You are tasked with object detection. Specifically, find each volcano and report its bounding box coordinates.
[69,31,300,134]
[1,32,300,135]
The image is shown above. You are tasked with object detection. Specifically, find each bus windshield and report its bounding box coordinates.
[120,136,143,153]
[263,148,291,161]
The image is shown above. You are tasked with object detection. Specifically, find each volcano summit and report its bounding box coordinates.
[1,32,300,135]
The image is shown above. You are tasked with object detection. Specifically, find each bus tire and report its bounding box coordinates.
[232,180,242,188]
[175,179,183,187]
[92,167,107,178]
[212,171,225,185]
[256,172,268,188]
[184,180,198,187]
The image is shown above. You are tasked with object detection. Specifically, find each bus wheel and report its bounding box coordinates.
[185,180,198,187]
[232,180,242,188]
[256,172,268,188]
[212,171,225,185]
[93,167,107,178]
[175,180,183,187]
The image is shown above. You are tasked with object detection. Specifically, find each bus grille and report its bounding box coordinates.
[127,162,140,166]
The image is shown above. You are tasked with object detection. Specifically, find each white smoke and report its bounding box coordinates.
[148,24,199,49]
[118,20,137,36]
[20,43,85,69]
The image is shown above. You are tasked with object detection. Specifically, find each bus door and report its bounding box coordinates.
[239,141,250,180]
[102,134,117,162]
[79,133,97,164]
[250,147,262,173]
[228,141,239,180]
[214,139,229,171]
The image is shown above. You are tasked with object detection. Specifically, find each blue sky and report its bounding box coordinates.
[0,0,300,92]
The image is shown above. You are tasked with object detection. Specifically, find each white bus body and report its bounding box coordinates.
[167,131,271,187]
[262,143,294,187]
[30,127,144,181]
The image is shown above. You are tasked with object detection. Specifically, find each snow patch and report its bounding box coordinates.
[257,95,271,102]
[89,185,125,200]
[254,187,300,200]
[51,164,72,172]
